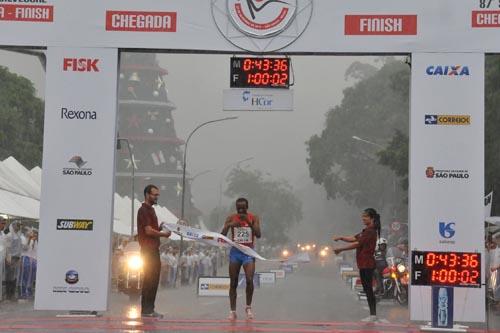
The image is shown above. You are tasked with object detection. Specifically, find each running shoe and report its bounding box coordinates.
[227,311,237,321]
[245,306,254,320]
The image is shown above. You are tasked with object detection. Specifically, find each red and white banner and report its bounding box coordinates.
[345,15,417,35]
[35,47,118,312]
[0,0,497,52]
[0,4,53,22]
[105,11,176,32]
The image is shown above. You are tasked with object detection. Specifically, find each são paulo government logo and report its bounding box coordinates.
[62,155,93,176]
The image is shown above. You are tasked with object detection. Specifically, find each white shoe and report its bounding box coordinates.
[361,315,378,322]
[245,306,254,320]
[227,311,237,321]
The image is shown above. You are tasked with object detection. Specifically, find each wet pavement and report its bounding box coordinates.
[0,259,499,332]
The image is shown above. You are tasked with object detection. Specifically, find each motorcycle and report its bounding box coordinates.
[376,257,408,305]
[117,241,144,301]
[388,257,409,305]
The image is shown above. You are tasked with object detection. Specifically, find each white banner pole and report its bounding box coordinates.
[35,47,119,311]
[409,52,485,323]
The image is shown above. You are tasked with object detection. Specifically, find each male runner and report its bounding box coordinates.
[221,198,261,320]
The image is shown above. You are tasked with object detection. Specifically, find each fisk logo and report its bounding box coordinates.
[63,58,100,72]
[439,222,456,239]
[426,65,470,76]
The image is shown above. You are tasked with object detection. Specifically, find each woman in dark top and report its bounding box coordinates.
[333,208,380,322]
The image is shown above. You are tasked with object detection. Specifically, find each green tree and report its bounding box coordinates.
[215,168,302,245]
[376,55,500,217]
[485,55,500,215]
[0,66,44,168]
[306,59,410,220]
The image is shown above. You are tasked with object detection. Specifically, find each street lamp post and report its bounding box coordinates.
[180,117,238,221]
[352,135,385,149]
[117,137,135,239]
[190,170,213,182]
[179,117,238,255]
[217,157,254,225]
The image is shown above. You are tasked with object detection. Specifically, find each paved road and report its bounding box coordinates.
[0,258,499,332]
[113,259,408,323]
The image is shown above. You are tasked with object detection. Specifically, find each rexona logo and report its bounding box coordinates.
[227,0,297,38]
[63,58,99,72]
[425,167,470,180]
[345,15,417,35]
[0,4,53,22]
[439,222,456,244]
[63,156,93,176]
[57,219,94,231]
[472,11,500,28]
[106,11,177,32]
[426,65,470,76]
[424,115,471,126]
[61,107,97,120]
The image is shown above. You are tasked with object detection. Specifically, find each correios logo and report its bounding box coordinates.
[63,58,100,72]
[426,65,470,76]
[227,0,297,38]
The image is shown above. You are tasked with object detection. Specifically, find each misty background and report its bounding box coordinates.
[0,50,401,244]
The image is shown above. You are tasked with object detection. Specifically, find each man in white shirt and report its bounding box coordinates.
[165,249,177,287]
[5,221,22,300]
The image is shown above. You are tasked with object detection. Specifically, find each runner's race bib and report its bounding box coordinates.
[233,227,252,244]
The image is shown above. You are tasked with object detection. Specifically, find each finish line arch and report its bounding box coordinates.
[0,0,488,324]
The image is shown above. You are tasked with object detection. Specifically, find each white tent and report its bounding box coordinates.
[0,188,39,219]
[0,157,182,238]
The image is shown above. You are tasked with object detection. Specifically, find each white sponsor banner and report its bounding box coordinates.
[198,277,230,297]
[270,269,286,279]
[409,53,485,322]
[223,89,294,112]
[34,47,118,311]
[258,272,276,284]
[164,223,270,261]
[2,1,500,53]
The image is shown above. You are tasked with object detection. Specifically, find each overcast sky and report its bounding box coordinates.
[0,50,380,240]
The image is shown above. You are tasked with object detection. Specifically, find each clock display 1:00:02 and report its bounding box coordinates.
[425,252,480,285]
[246,72,289,86]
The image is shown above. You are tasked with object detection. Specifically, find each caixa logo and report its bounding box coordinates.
[426,65,470,76]
[63,58,100,72]
[439,222,456,239]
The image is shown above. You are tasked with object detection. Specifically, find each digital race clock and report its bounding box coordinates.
[412,251,481,288]
[230,57,290,89]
